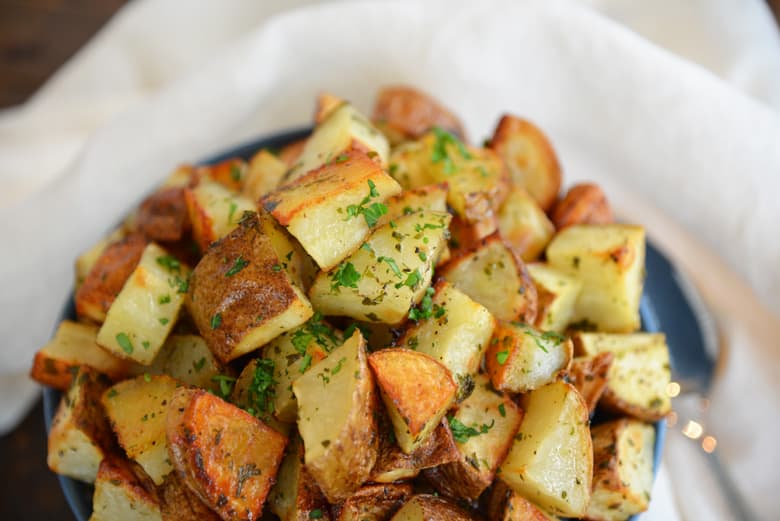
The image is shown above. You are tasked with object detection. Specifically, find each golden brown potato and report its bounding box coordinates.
[184,179,256,254]
[373,85,466,144]
[315,92,346,124]
[158,472,221,521]
[370,416,459,483]
[75,232,147,323]
[485,322,572,394]
[279,139,307,168]
[89,456,162,521]
[293,331,378,501]
[440,233,537,323]
[551,183,614,230]
[527,263,582,333]
[47,367,117,483]
[31,320,130,391]
[187,211,313,362]
[268,436,331,521]
[488,115,561,211]
[242,149,288,201]
[333,483,414,521]
[486,479,559,521]
[195,157,248,193]
[377,183,449,229]
[166,388,288,521]
[389,495,476,521]
[448,213,498,253]
[586,419,655,521]
[423,374,523,500]
[498,186,555,262]
[144,334,226,391]
[369,348,457,454]
[565,352,614,414]
[74,228,126,290]
[262,149,402,269]
[135,187,190,242]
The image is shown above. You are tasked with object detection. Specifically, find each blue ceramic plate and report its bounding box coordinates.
[43,128,699,521]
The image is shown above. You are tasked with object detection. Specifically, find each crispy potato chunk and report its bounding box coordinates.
[75,232,147,323]
[547,224,645,332]
[293,331,378,501]
[197,157,248,192]
[166,388,287,521]
[565,352,614,414]
[158,472,221,521]
[486,479,559,521]
[440,234,537,323]
[242,149,288,202]
[268,437,331,521]
[287,103,390,182]
[586,419,655,521]
[424,375,523,500]
[396,280,495,399]
[498,186,555,262]
[97,243,189,365]
[184,179,257,254]
[551,183,614,230]
[278,139,307,168]
[31,320,129,391]
[263,150,402,269]
[377,183,449,228]
[89,456,162,521]
[485,322,572,394]
[74,228,126,290]
[389,494,476,521]
[488,115,561,211]
[144,334,226,391]
[187,212,313,362]
[102,374,180,484]
[369,348,457,454]
[47,367,116,483]
[527,263,582,333]
[333,483,414,521]
[309,210,450,324]
[136,187,190,242]
[314,92,346,124]
[373,86,465,144]
[499,381,592,517]
[573,332,672,421]
[370,416,459,483]
[255,208,318,293]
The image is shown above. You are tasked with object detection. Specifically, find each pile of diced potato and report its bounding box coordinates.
[32,86,672,521]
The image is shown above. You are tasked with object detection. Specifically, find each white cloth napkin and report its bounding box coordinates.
[2,0,779,519]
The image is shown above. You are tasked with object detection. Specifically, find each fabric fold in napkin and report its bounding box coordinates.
[1,1,779,520]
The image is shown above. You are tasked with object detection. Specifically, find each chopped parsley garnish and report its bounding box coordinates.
[158,318,169,325]
[225,256,249,277]
[143,373,152,383]
[498,403,506,417]
[211,375,237,399]
[448,416,494,443]
[156,255,181,272]
[116,333,133,354]
[271,264,282,272]
[211,313,223,330]
[235,463,260,496]
[431,126,472,174]
[344,180,388,228]
[246,359,277,417]
[408,286,435,321]
[395,268,423,289]
[496,350,509,365]
[107,389,118,398]
[331,357,347,375]
[330,262,361,292]
[309,510,324,519]
[230,164,243,182]
[512,323,566,353]
[343,322,371,340]
[193,357,206,371]
[334,154,349,163]
[227,201,238,224]
[377,256,402,278]
[159,294,171,304]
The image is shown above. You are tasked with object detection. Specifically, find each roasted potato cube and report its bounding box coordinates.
[47,367,116,483]
[333,483,414,521]
[499,381,593,517]
[287,102,389,182]
[135,187,190,242]
[102,374,180,484]
[144,334,226,391]
[268,436,330,521]
[158,472,221,521]
[74,227,126,289]
[485,322,572,394]
[293,331,378,501]
[256,207,318,292]
[187,211,313,362]
[242,149,288,201]
[263,150,402,269]
[488,115,561,211]
[96,243,189,365]
[184,179,256,253]
[389,494,476,521]
[586,419,655,521]
[279,138,307,168]
[377,183,449,228]
[89,456,162,521]
[527,263,582,333]
[314,91,346,124]
[448,212,498,253]
[370,416,459,483]
[440,234,537,323]
[228,359,291,436]
[369,348,457,454]
[166,388,287,521]
[546,224,645,333]
[195,157,247,193]
[31,320,130,391]
[309,210,451,324]
[396,280,495,398]
[486,479,559,521]
[424,374,523,500]
[573,332,672,421]
[565,352,614,414]
[551,183,614,230]
[498,186,555,262]
[75,232,147,323]
[372,85,465,145]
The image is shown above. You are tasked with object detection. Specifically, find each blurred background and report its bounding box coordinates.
[1,1,778,519]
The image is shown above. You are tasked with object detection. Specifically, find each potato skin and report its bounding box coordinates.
[373,86,466,144]
[486,480,557,521]
[551,183,613,230]
[158,472,221,521]
[390,494,477,521]
[565,352,614,414]
[75,232,147,323]
[332,483,414,521]
[90,455,162,521]
[136,187,191,242]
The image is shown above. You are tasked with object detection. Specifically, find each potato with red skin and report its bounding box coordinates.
[166,388,287,521]
[486,479,559,521]
[75,232,147,323]
[390,495,477,521]
[373,86,466,144]
[551,183,614,230]
[90,455,163,521]
[565,352,614,414]
[158,471,221,521]
[332,483,414,521]
[136,187,190,242]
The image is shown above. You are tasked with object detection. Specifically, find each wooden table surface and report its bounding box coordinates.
[0,1,778,519]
